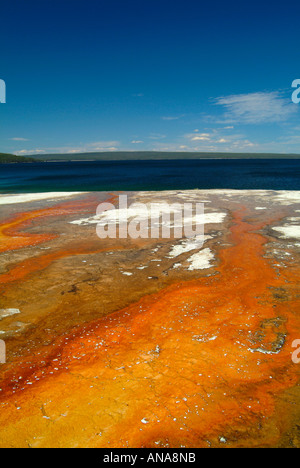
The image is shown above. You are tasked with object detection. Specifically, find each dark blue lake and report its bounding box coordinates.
[0,159,299,193]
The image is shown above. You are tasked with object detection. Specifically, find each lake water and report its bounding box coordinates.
[0,159,299,193]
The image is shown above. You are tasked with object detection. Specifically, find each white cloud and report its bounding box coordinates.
[161,115,184,121]
[190,133,211,141]
[10,137,29,141]
[88,141,119,149]
[214,91,297,124]
[15,141,120,156]
[191,136,210,141]
[181,128,258,152]
[16,149,46,155]
[131,140,144,144]
[64,141,120,153]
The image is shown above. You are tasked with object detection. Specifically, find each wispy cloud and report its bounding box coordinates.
[148,133,166,140]
[16,149,46,155]
[87,141,120,151]
[214,91,297,124]
[10,137,29,141]
[15,141,120,156]
[182,129,256,152]
[12,89,300,156]
[161,115,185,121]
[190,133,211,142]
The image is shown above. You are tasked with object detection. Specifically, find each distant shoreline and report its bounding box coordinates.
[1,151,300,164]
[29,151,300,162]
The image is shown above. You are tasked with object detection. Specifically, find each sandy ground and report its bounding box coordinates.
[0,190,299,448]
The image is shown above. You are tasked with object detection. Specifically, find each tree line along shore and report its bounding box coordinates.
[1,151,300,164]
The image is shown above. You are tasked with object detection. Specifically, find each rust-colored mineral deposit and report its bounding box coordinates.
[0,191,299,448]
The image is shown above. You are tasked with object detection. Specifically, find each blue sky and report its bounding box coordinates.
[0,0,300,155]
